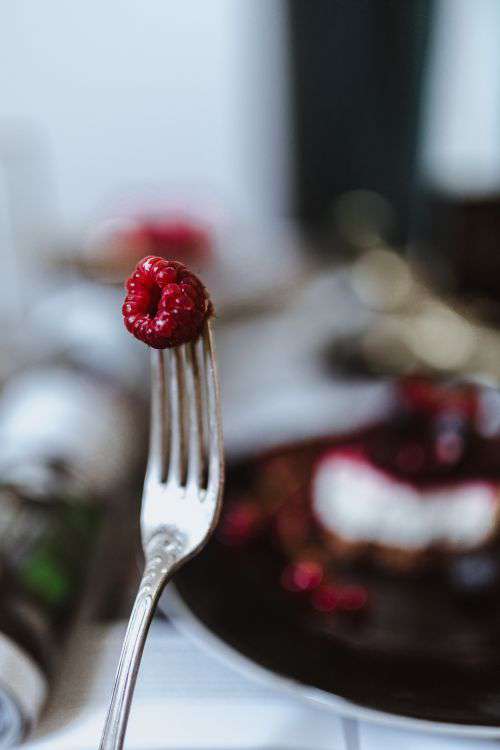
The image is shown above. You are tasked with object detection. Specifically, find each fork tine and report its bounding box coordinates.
[147,349,166,481]
[166,347,185,485]
[185,340,205,488]
[203,320,224,495]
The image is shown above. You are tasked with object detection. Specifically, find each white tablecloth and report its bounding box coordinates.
[22,619,500,750]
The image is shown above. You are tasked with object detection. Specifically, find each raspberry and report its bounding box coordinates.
[122,255,212,349]
[281,560,323,593]
[311,584,341,613]
[398,377,477,419]
[218,501,263,546]
[336,585,369,612]
[311,583,369,613]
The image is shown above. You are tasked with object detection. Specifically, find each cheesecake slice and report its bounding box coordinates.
[313,448,500,570]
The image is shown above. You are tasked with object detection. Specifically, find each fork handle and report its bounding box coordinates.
[99,526,185,750]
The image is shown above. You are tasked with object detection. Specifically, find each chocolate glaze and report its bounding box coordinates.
[176,405,500,725]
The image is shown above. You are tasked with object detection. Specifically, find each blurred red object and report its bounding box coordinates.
[118,219,212,266]
[398,376,478,419]
[281,560,324,593]
[80,216,214,284]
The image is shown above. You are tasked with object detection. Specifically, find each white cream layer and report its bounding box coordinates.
[313,452,497,551]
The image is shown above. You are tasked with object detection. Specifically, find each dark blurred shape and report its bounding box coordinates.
[427,194,500,309]
[333,190,396,251]
[320,246,500,383]
[0,363,145,745]
[0,463,103,746]
[447,552,500,601]
[289,0,432,243]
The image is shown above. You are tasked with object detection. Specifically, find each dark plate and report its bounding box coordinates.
[163,445,500,735]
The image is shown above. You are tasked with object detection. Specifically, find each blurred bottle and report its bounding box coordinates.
[0,366,144,746]
[289,0,432,245]
[0,470,102,746]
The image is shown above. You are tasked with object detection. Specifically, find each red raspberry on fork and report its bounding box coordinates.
[122,255,213,348]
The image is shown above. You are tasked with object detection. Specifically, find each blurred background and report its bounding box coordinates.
[2,1,500,747]
[3,0,500,370]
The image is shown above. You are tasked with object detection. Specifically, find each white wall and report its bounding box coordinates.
[421,0,500,195]
[0,0,291,236]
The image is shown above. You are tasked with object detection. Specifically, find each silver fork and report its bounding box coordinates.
[99,319,224,750]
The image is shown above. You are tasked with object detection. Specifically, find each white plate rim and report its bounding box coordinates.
[160,584,500,739]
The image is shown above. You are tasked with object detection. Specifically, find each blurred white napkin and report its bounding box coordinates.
[23,620,500,750]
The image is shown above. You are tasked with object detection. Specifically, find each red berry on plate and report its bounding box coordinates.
[281,560,324,593]
[122,255,212,349]
[311,584,341,613]
[337,585,369,612]
[311,583,369,613]
[398,377,477,419]
[218,502,262,546]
